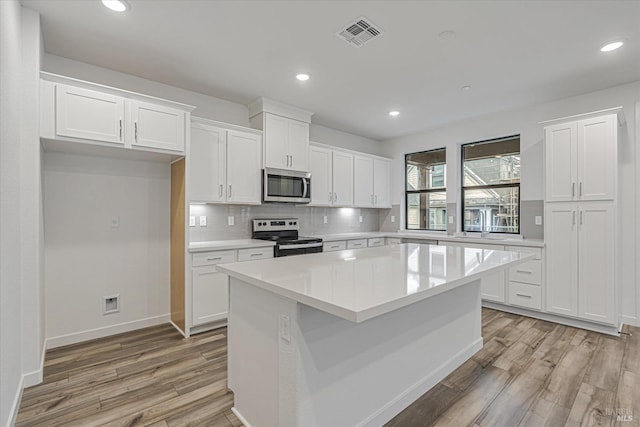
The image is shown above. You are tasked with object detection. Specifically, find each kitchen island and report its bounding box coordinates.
[217,243,534,427]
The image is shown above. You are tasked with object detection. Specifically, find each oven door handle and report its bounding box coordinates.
[278,242,323,250]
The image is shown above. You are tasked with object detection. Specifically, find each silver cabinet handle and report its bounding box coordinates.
[579,210,583,225]
[290,155,293,167]
[207,257,222,261]
[571,182,575,198]
[330,245,340,249]
[250,253,263,257]
[333,192,337,202]
[579,182,583,197]
[572,211,576,225]
[119,119,122,140]
[228,185,232,198]
[516,270,533,274]
[134,121,138,142]
[515,293,532,298]
[219,184,223,198]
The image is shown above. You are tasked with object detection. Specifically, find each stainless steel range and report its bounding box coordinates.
[252,218,323,257]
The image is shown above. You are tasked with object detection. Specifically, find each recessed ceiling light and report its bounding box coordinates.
[102,0,129,12]
[296,73,311,81]
[600,41,624,52]
[437,30,456,41]
[389,111,400,117]
[462,85,471,91]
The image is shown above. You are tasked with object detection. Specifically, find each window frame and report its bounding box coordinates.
[460,135,521,235]
[404,148,447,231]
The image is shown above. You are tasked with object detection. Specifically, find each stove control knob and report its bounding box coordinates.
[289,221,293,225]
[293,221,297,225]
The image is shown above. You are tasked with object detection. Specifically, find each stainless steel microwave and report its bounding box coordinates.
[263,168,311,204]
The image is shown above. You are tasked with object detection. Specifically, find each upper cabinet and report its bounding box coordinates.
[545,114,617,202]
[189,118,262,205]
[249,97,313,172]
[354,156,391,208]
[41,72,194,157]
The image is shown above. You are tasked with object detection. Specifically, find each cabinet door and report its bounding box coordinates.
[189,125,226,202]
[288,119,309,171]
[578,203,615,324]
[545,122,577,202]
[332,151,354,207]
[264,113,289,169]
[373,158,391,208]
[226,131,262,204]
[309,146,332,206]
[130,100,185,152]
[545,203,578,317]
[192,267,229,326]
[577,115,616,201]
[56,84,125,144]
[354,156,374,207]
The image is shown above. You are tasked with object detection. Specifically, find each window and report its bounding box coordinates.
[462,135,520,234]
[405,148,446,230]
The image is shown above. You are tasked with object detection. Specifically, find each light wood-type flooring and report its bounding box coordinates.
[16,309,640,426]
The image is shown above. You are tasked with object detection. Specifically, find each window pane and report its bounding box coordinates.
[406,149,446,190]
[463,155,520,186]
[406,192,447,230]
[462,187,519,233]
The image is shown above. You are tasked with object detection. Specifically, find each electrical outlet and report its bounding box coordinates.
[323,215,328,224]
[103,294,120,315]
[448,215,454,224]
[535,216,543,225]
[199,216,207,226]
[189,216,196,227]
[391,215,396,223]
[359,215,363,223]
[279,315,291,343]
[228,215,235,226]
[111,216,120,228]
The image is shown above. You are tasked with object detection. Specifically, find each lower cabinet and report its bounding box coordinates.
[367,237,385,247]
[323,241,346,252]
[192,266,230,326]
[347,239,368,249]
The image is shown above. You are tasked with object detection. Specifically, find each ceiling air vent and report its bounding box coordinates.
[337,16,383,48]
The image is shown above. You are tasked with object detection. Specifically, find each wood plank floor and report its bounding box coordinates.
[16,309,640,426]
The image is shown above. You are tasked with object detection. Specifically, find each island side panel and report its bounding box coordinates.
[228,277,298,427]
[295,280,483,427]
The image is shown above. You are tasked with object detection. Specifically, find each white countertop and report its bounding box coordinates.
[315,232,388,242]
[189,239,276,252]
[217,243,535,323]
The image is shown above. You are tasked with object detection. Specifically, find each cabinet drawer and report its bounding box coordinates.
[386,238,401,245]
[324,241,346,252]
[505,245,542,261]
[508,282,542,310]
[192,250,236,267]
[347,239,368,249]
[237,247,273,262]
[508,260,542,285]
[368,238,384,247]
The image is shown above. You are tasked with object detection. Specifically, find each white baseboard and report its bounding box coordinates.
[231,407,253,427]
[359,337,484,427]
[5,375,24,427]
[22,338,47,388]
[621,315,639,328]
[46,314,170,349]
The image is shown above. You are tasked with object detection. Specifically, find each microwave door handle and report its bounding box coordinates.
[302,177,308,199]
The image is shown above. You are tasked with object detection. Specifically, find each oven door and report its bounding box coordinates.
[275,242,323,257]
[263,168,311,203]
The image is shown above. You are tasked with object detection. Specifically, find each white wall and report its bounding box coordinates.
[43,153,171,347]
[1,1,24,425]
[310,123,384,156]
[20,6,45,388]
[43,54,250,127]
[382,81,640,325]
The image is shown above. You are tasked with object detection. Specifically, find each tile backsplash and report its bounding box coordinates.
[189,204,383,242]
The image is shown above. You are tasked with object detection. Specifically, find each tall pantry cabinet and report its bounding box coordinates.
[544,112,620,326]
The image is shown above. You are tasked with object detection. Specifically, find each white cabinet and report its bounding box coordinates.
[130,100,185,152]
[545,202,615,324]
[332,151,354,207]
[347,239,368,249]
[545,114,616,202]
[189,120,262,205]
[264,113,309,171]
[354,156,392,208]
[55,84,125,145]
[323,241,347,252]
[309,146,333,206]
[368,237,385,247]
[192,266,230,326]
[42,73,193,156]
[440,241,506,303]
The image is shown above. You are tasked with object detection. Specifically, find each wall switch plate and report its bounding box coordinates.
[111,216,120,228]
[189,216,196,227]
[228,215,235,226]
[535,215,543,225]
[391,215,396,223]
[448,215,454,224]
[359,215,363,223]
[199,216,207,226]
[279,315,291,343]
[323,215,328,224]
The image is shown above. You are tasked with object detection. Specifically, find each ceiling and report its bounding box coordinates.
[22,0,640,141]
